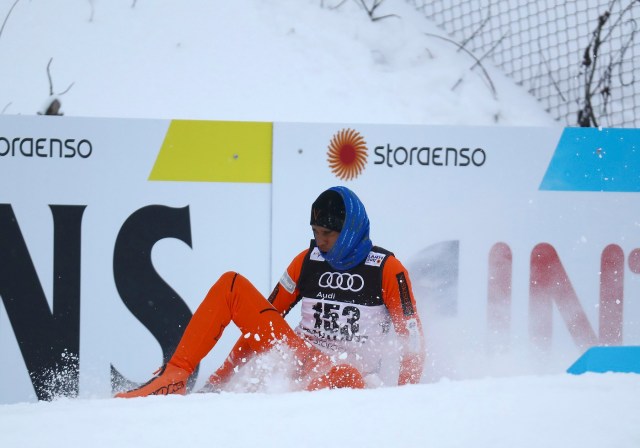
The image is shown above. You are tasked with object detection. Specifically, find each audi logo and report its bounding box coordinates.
[318,272,364,292]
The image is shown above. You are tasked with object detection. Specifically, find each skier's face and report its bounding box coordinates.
[311,225,340,253]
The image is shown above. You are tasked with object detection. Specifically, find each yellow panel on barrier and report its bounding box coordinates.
[149,120,272,183]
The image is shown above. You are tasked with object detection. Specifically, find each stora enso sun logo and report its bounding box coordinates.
[327,128,368,181]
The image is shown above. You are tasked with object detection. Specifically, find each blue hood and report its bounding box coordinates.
[319,186,372,270]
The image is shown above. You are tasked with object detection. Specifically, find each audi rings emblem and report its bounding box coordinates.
[318,272,364,292]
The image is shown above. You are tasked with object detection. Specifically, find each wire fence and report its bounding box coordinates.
[407,0,640,128]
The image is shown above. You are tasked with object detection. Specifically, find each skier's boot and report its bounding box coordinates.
[115,362,190,398]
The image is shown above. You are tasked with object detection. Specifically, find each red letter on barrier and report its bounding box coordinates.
[599,245,624,345]
[529,243,598,351]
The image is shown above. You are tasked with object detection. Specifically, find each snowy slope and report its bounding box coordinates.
[0,0,555,126]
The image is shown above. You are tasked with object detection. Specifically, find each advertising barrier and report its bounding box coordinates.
[1,115,638,403]
[273,124,640,382]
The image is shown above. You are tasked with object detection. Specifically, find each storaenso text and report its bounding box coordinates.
[374,144,486,167]
[0,137,93,158]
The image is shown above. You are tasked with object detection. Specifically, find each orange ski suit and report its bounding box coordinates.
[116,247,424,397]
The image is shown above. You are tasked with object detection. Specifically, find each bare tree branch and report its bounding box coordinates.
[46,58,55,96]
[320,0,348,8]
[41,58,75,115]
[471,31,510,71]
[329,0,348,10]
[459,7,492,51]
[46,57,75,97]
[357,0,399,22]
[577,0,639,127]
[424,32,498,99]
[0,0,21,41]
[58,82,75,95]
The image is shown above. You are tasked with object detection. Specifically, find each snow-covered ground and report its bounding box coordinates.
[1,1,637,447]
[1,373,638,448]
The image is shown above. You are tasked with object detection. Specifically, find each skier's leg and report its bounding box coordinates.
[203,274,365,392]
[116,271,326,398]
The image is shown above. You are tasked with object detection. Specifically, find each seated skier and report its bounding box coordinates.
[116,186,425,397]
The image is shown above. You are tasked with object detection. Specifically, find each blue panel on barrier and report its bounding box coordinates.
[540,128,640,192]
[567,346,640,375]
